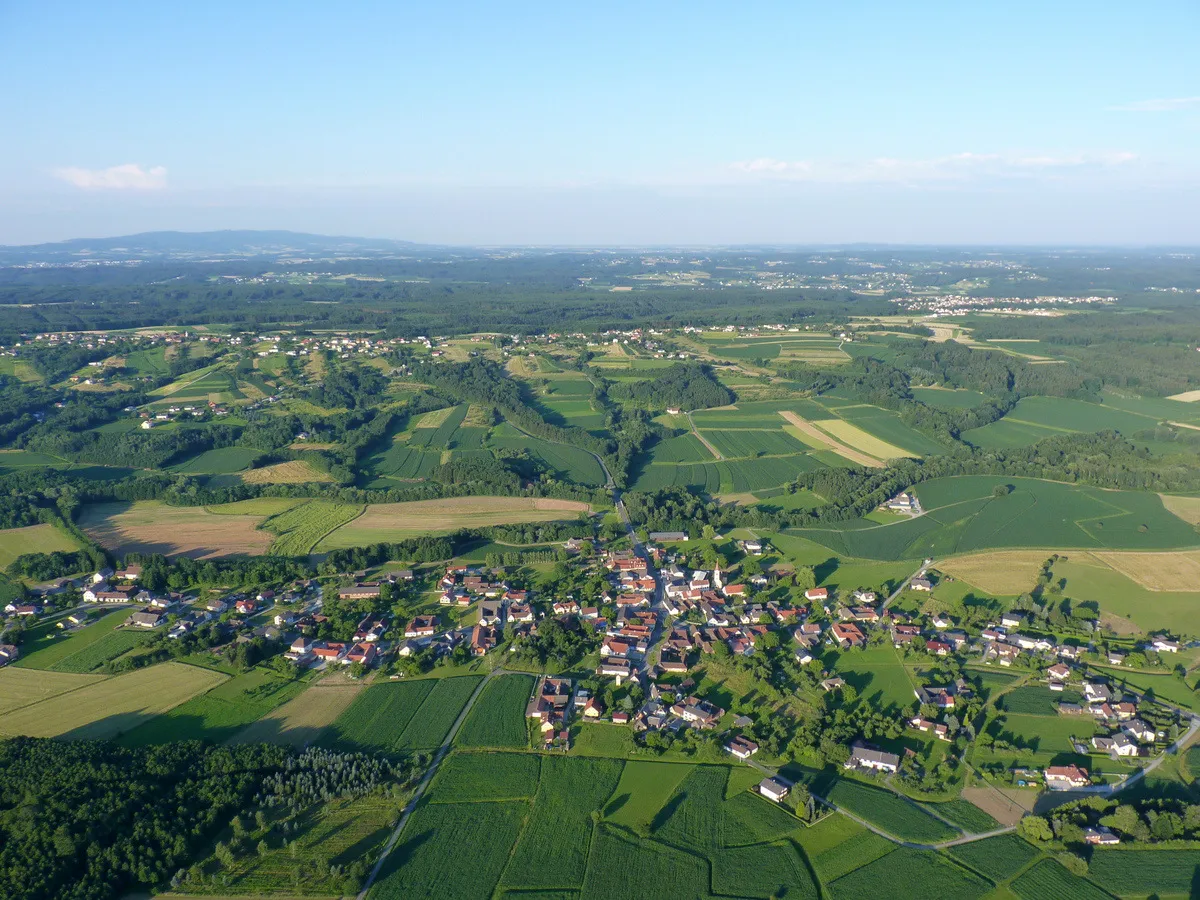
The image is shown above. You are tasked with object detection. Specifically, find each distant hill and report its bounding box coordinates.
[0,230,424,264]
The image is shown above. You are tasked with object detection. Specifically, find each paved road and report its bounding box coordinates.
[880,560,933,611]
[355,669,499,900]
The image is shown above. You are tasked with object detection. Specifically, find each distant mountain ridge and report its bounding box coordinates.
[0,229,424,264]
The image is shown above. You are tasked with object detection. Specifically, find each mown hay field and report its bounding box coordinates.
[0,662,227,740]
[79,500,275,557]
[317,497,590,548]
[777,410,884,468]
[1160,493,1200,525]
[0,667,105,715]
[10,609,129,670]
[0,523,79,570]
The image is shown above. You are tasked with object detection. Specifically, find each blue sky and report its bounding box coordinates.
[1,0,1198,244]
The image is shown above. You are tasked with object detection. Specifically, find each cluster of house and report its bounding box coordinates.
[881,491,922,515]
[525,675,594,750]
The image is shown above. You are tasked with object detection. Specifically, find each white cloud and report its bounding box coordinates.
[728,152,1137,184]
[52,164,168,190]
[1108,97,1200,112]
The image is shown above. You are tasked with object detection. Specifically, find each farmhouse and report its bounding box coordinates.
[804,587,828,602]
[470,624,497,656]
[758,777,791,803]
[845,744,900,774]
[128,610,164,628]
[0,644,19,666]
[724,737,759,759]
[405,616,438,638]
[671,696,725,729]
[649,531,687,542]
[830,622,865,648]
[1044,764,1090,790]
[339,583,381,600]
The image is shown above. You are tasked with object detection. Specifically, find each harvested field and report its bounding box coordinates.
[206,498,304,516]
[1161,493,1200,525]
[1091,549,1200,591]
[959,785,1034,825]
[241,460,334,484]
[78,500,274,558]
[1167,389,1200,402]
[0,523,80,570]
[230,682,362,747]
[0,662,227,739]
[937,550,1054,594]
[814,418,915,460]
[318,497,591,548]
[0,667,105,715]
[778,410,883,467]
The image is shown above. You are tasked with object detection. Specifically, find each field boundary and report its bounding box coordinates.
[778,410,883,468]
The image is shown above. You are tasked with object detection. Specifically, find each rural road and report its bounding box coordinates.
[881,561,932,611]
[355,668,500,900]
[686,411,723,460]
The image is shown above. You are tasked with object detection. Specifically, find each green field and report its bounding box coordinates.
[169,446,263,474]
[117,667,309,746]
[921,799,1001,833]
[947,833,1039,881]
[820,777,957,842]
[320,679,437,753]
[963,396,1163,448]
[1088,849,1200,897]
[49,628,157,673]
[393,675,484,750]
[828,847,991,900]
[0,523,81,570]
[428,751,541,802]
[10,609,130,670]
[265,501,363,555]
[911,387,994,409]
[831,645,918,711]
[834,405,948,456]
[455,674,534,748]
[793,475,1200,560]
[1011,858,1114,900]
[489,423,606,486]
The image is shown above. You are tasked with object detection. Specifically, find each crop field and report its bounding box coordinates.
[0,523,80,570]
[1011,859,1113,900]
[998,686,1063,716]
[712,842,818,899]
[79,500,276,557]
[821,778,957,842]
[366,442,442,481]
[9,609,126,670]
[1090,549,1200,592]
[429,751,541,802]
[231,681,361,747]
[583,826,711,900]
[502,756,625,891]
[49,627,155,673]
[937,549,1054,594]
[320,679,436,753]
[265,501,363,555]
[631,452,825,494]
[317,497,589,548]
[1088,849,1200,896]
[828,847,991,900]
[808,828,897,882]
[455,673,534,748]
[241,460,333,484]
[373,800,529,900]
[393,675,483,750]
[118,667,309,746]
[650,433,718,462]
[0,662,228,740]
[0,667,104,715]
[489,423,607,485]
[963,396,1161,448]
[835,406,947,456]
[923,799,1001,834]
[947,833,1039,882]
[795,476,1200,560]
[701,428,812,458]
[407,403,469,449]
[813,417,919,460]
[1160,493,1200,525]
[777,410,886,467]
[169,447,262,475]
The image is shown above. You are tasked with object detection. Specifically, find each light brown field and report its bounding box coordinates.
[79,500,275,558]
[230,682,362,747]
[0,662,227,740]
[0,668,106,715]
[317,496,592,548]
[241,460,334,484]
[814,418,916,460]
[1091,550,1200,592]
[937,550,1056,594]
[412,405,455,428]
[1161,494,1200,525]
[1167,390,1200,402]
[777,411,883,468]
[462,404,495,427]
[961,786,1037,825]
[288,442,338,450]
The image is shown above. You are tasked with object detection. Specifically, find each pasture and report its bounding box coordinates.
[794,476,1200,561]
[49,627,155,673]
[455,673,534,748]
[0,662,227,740]
[79,500,276,557]
[0,523,80,570]
[316,497,589,548]
[9,608,129,670]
